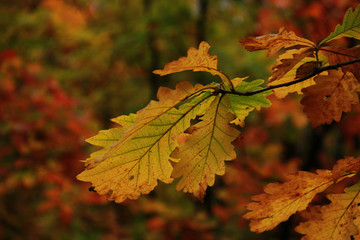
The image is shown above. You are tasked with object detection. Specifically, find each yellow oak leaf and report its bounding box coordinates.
[244,170,333,233]
[86,114,137,148]
[301,69,360,127]
[82,114,137,170]
[77,81,216,203]
[295,182,360,240]
[267,47,331,99]
[171,94,239,200]
[241,31,322,99]
[240,28,314,56]
[153,41,233,88]
[269,56,320,98]
[270,48,314,83]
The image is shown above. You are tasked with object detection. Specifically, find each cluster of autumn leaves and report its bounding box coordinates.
[245,157,360,238]
[76,42,271,202]
[77,4,360,239]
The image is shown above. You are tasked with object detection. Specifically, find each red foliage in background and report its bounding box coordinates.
[2,0,360,239]
[0,50,106,237]
[256,0,359,42]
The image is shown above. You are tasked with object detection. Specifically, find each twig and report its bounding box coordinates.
[217,57,360,96]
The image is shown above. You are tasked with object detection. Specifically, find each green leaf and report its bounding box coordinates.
[228,79,272,126]
[319,4,360,46]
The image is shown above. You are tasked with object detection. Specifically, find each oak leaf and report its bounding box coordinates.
[332,156,360,180]
[267,47,330,99]
[319,4,360,46]
[320,46,360,82]
[270,48,314,83]
[228,79,272,125]
[82,114,137,170]
[295,182,360,240]
[301,69,360,127]
[269,55,320,98]
[241,29,323,99]
[77,82,216,202]
[171,95,239,200]
[240,28,314,56]
[153,41,233,88]
[295,61,320,79]
[243,170,333,233]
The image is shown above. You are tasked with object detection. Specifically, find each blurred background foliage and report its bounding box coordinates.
[1,0,360,239]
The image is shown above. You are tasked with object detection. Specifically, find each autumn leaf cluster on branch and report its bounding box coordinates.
[77,4,360,239]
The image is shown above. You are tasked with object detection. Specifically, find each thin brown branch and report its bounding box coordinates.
[217,57,360,97]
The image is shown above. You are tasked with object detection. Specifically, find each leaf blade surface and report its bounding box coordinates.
[172,94,239,200]
[319,5,360,45]
[153,41,233,88]
[244,170,333,233]
[296,183,360,240]
[301,70,360,127]
[228,79,272,125]
[77,82,216,202]
[240,28,314,56]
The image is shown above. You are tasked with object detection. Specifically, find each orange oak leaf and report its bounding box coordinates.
[332,156,360,180]
[301,69,360,127]
[320,46,360,82]
[240,28,314,56]
[295,182,360,240]
[171,95,239,200]
[153,41,233,89]
[295,61,320,79]
[77,82,216,202]
[243,170,333,233]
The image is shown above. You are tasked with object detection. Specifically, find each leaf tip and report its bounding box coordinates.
[76,171,86,181]
[152,69,163,76]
